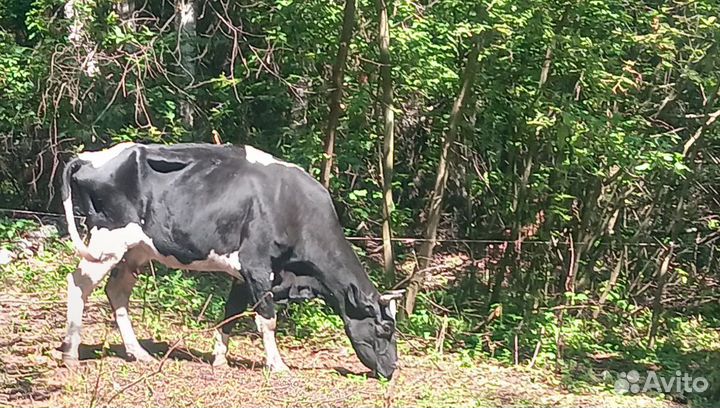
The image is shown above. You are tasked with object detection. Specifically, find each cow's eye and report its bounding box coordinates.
[365,305,375,317]
[375,321,392,337]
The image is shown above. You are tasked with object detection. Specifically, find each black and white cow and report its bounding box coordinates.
[60,142,402,378]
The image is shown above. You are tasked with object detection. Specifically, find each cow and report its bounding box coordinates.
[60,142,402,378]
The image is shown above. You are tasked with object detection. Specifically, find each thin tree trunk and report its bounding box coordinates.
[291,77,310,129]
[489,239,512,307]
[564,178,606,294]
[175,0,196,129]
[376,0,395,283]
[489,39,555,308]
[404,34,483,316]
[648,242,675,348]
[320,0,356,189]
[64,0,99,77]
[116,0,135,30]
[593,247,625,319]
[648,85,718,347]
[648,178,690,348]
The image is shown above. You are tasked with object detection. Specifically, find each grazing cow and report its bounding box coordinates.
[60,142,402,378]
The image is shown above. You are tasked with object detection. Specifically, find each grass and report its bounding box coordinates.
[0,218,709,407]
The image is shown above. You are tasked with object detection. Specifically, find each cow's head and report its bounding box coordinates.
[343,286,404,379]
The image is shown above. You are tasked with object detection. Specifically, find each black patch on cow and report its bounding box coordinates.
[146,158,188,173]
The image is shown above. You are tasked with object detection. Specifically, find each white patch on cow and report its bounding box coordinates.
[168,249,242,279]
[270,272,274,282]
[64,267,107,361]
[63,222,244,365]
[154,245,243,279]
[255,315,289,372]
[212,329,230,367]
[114,304,154,361]
[63,197,95,260]
[78,142,135,168]
[244,145,298,169]
[84,222,242,279]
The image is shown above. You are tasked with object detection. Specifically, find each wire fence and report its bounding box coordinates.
[2,206,716,305]
[0,206,673,248]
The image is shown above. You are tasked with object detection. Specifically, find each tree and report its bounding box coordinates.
[116,0,135,31]
[376,0,395,282]
[175,0,197,130]
[405,33,484,316]
[320,0,356,189]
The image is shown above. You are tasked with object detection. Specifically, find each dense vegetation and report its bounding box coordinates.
[1,0,719,404]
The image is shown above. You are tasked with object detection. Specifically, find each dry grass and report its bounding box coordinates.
[1,287,683,408]
[0,237,685,407]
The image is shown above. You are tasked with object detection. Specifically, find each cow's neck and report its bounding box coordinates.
[316,239,380,317]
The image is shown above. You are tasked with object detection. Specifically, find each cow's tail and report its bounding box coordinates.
[62,158,98,261]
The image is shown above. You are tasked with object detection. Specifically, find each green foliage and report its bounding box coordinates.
[1,0,720,404]
[133,269,230,329]
[284,299,344,339]
[0,217,35,247]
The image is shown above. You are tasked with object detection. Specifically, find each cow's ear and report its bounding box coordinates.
[346,283,375,318]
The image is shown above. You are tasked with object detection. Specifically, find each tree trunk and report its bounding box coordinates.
[593,247,625,319]
[320,0,356,189]
[291,77,311,129]
[648,242,675,348]
[64,0,99,77]
[175,0,196,130]
[376,0,395,283]
[648,88,719,347]
[648,177,690,348]
[116,0,135,30]
[404,34,483,316]
[489,240,512,307]
[488,39,555,308]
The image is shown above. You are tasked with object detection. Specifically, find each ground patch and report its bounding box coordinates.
[0,267,681,407]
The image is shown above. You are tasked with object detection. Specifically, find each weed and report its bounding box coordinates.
[0,217,35,247]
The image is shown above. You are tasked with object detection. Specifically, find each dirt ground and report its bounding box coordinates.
[0,284,683,408]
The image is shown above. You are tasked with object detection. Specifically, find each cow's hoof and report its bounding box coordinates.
[61,354,79,370]
[268,361,290,372]
[128,349,156,363]
[212,355,228,367]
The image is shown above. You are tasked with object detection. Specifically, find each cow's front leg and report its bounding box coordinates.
[213,279,251,367]
[247,272,289,372]
[255,312,289,372]
[62,257,117,366]
[105,264,154,362]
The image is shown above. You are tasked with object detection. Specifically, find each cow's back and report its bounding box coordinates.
[69,143,339,265]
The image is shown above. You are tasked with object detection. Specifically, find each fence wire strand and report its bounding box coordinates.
[0,207,688,248]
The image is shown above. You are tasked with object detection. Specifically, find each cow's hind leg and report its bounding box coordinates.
[213,279,251,367]
[61,224,147,367]
[105,260,154,362]
[62,251,123,366]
